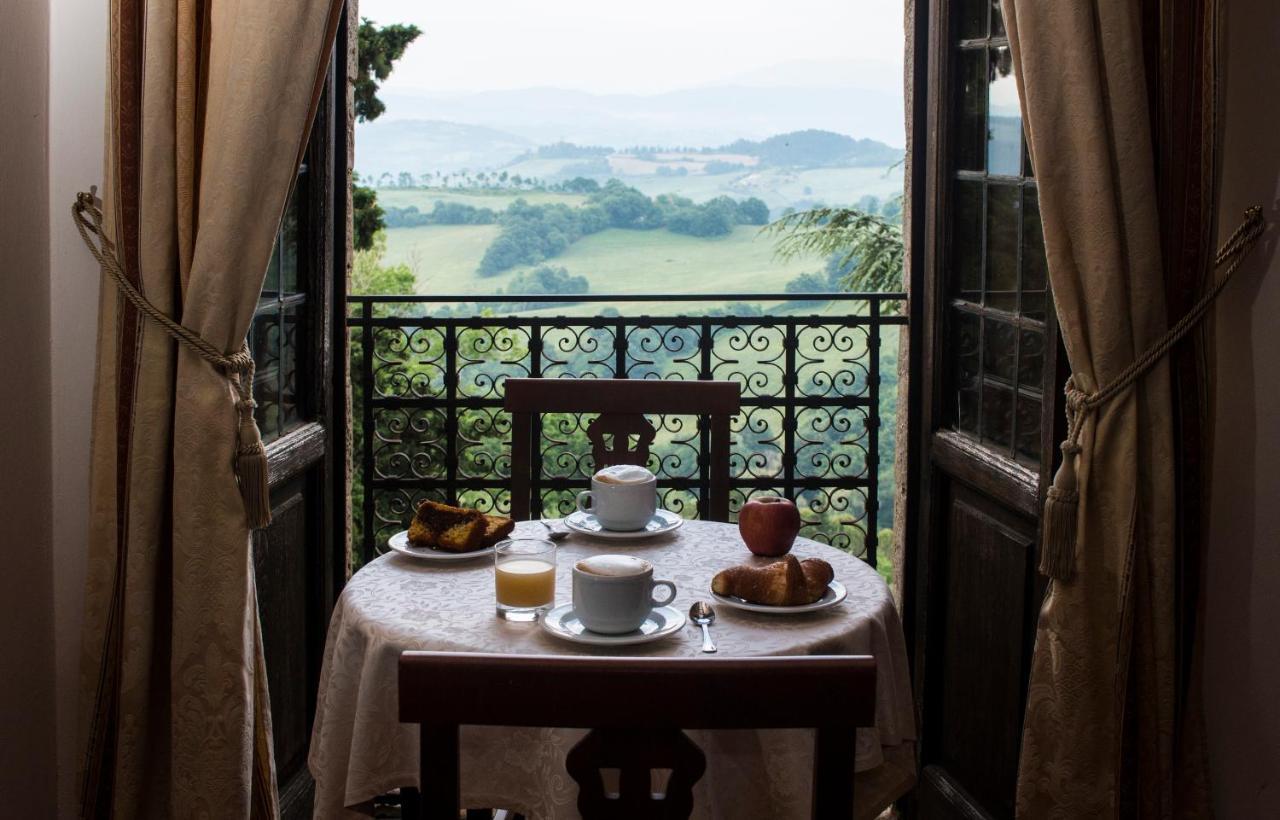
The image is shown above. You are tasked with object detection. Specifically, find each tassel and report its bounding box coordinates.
[236,440,273,529]
[1038,444,1079,582]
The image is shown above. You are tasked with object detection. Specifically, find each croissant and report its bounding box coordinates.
[712,556,834,606]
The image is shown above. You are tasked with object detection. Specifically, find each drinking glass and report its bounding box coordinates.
[494,537,557,621]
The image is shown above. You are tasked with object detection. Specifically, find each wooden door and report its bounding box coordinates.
[249,36,347,820]
[905,2,1064,817]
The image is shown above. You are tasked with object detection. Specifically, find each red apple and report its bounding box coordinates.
[738,495,801,556]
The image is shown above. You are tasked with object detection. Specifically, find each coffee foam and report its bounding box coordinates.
[593,464,655,485]
[575,554,651,577]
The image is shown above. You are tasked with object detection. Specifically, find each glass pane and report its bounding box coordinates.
[957,0,987,40]
[954,179,984,299]
[1015,395,1041,464]
[1021,188,1048,320]
[261,243,280,302]
[956,48,987,172]
[952,311,981,435]
[985,184,1020,311]
[981,383,1013,451]
[279,191,301,294]
[983,318,1017,384]
[250,309,281,442]
[987,47,1022,175]
[281,304,303,431]
[991,1,1006,37]
[1019,329,1045,388]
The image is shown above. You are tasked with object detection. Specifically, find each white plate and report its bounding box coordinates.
[387,530,496,562]
[710,580,848,614]
[562,509,684,540]
[541,604,686,646]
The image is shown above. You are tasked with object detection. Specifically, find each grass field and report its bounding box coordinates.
[381,224,821,300]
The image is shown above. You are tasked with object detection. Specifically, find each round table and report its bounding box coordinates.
[308,520,916,819]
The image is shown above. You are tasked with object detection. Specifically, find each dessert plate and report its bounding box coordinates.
[387,530,496,562]
[710,580,848,614]
[562,509,684,540]
[541,604,686,646]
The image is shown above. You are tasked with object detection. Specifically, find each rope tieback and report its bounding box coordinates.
[72,191,272,528]
[1040,205,1267,582]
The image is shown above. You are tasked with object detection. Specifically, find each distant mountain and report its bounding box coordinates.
[723,130,902,168]
[354,120,533,179]
[372,83,905,149]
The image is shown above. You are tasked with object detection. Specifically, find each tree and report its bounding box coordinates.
[355,19,422,122]
[350,231,415,296]
[351,176,383,252]
[764,202,904,294]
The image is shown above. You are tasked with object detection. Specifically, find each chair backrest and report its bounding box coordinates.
[399,652,876,820]
[503,378,741,522]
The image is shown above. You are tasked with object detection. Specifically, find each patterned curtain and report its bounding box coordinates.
[78,1,343,816]
[1001,1,1220,816]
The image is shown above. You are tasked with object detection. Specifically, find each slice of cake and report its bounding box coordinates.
[408,500,486,552]
[478,514,516,547]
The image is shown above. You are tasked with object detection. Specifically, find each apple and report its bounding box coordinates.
[738,495,801,557]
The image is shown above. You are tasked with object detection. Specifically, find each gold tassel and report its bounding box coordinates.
[237,440,273,529]
[1038,443,1079,581]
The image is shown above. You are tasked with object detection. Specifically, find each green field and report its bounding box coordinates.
[375,187,587,212]
[381,223,821,300]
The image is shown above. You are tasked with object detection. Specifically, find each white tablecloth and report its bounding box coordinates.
[308,520,916,819]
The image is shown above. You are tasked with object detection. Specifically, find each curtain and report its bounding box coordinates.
[79,1,343,817]
[1002,1,1220,816]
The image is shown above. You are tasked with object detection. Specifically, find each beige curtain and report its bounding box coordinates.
[79,1,343,816]
[1002,1,1218,817]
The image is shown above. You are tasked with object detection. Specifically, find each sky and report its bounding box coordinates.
[360,0,905,96]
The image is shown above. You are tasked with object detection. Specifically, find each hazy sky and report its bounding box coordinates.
[361,0,905,96]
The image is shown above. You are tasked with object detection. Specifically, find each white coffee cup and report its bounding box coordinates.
[572,554,677,634]
[575,465,657,531]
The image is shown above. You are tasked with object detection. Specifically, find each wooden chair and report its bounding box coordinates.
[503,378,741,522]
[399,652,877,820]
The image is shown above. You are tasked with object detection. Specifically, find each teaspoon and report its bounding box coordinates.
[539,519,570,542]
[689,601,718,654]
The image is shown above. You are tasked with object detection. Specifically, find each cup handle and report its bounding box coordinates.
[575,490,594,515]
[650,580,677,607]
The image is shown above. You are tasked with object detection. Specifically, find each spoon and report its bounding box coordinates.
[539,519,570,542]
[689,601,718,654]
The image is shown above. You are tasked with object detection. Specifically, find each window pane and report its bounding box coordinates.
[985,184,1020,311]
[987,46,1022,175]
[981,383,1014,451]
[956,48,987,172]
[983,318,1017,384]
[1019,329,1045,387]
[1015,395,1041,464]
[281,304,303,431]
[957,0,987,40]
[262,244,281,302]
[251,310,281,442]
[279,191,301,294]
[952,311,981,435]
[990,1,1006,38]
[954,179,984,299]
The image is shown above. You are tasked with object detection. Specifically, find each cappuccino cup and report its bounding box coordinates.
[575,465,657,531]
[572,554,677,634]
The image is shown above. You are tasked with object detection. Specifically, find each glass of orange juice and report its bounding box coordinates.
[494,537,557,621]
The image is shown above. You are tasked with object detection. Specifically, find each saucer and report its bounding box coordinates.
[387,530,497,563]
[541,604,686,646]
[562,509,684,540]
[710,580,848,614]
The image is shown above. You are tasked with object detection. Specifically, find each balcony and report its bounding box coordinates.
[347,292,906,574]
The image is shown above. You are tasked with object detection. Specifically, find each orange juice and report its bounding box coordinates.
[495,559,555,608]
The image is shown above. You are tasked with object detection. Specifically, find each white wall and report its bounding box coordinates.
[1204,0,1280,815]
[48,0,106,816]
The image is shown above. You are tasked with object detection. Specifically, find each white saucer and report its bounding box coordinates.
[562,509,684,540]
[541,604,686,646]
[387,530,496,562]
[710,580,848,614]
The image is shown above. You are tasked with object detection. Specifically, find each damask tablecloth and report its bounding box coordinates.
[308,520,916,819]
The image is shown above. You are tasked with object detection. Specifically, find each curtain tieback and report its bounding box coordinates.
[1040,205,1266,581]
[71,191,272,529]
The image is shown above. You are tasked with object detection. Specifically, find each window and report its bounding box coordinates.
[945,1,1049,467]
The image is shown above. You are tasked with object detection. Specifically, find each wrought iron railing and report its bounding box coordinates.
[347,293,907,569]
